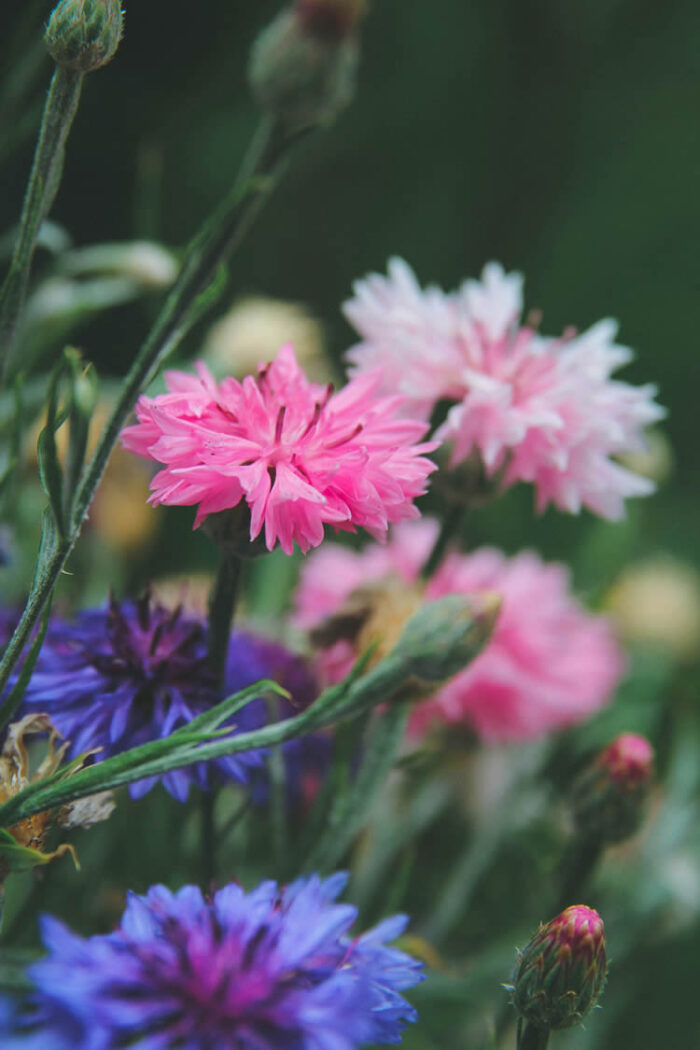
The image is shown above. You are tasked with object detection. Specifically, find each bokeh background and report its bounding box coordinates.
[2,2,700,1048]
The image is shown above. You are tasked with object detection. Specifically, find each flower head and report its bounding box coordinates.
[27,872,423,1050]
[345,259,664,520]
[120,345,436,555]
[511,905,607,1030]
[295,522,624,741]
[571,733,654,844]
[22,593,319,802]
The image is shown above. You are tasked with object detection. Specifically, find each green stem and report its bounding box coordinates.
[200,792,216,889]
[1,66,84,379]
[557,833,603,911]
[266,696,289,880]
[203,551,244,885]
[304,704,409,874]
[516,1019,550,1050]
[207,553,243,682]
[0,644,402,827]
[421,502,462,578]
[0,117,298,704]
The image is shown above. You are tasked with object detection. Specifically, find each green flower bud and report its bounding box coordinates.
[510,905,607,1031]
[248,1,363,133]
[390,592,501,686]
[46,0,124,74]
[571,733,654,845]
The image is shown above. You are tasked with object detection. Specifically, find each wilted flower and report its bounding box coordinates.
[296,521,624,740]
[571,733,655,845]
[120,344,437,555]
[22,593,320,802]
[345,258,664,520]
[26,872,424,1049]
[0,714,114,884]
[510,905,607,1030]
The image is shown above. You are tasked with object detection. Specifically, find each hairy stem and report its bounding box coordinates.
[1,66,84,379]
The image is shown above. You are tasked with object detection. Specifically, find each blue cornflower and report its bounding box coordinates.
[0,997,75,1050]
[22,593,321,803]
[26,873,424,1050]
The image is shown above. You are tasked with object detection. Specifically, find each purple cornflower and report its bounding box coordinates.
[27,872,423,1050]
[22,593,321,802]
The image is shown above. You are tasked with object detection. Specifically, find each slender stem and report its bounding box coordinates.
[266,697,289,880]
[203,551,244,885]
[557,833,602,911]
[0,642,404,826]
[0,117,298,701]
[207,553,243,681]
[517,1020,550,1050]
[200,791,216,889]
[1,66,84,379]
[421,503,462,578]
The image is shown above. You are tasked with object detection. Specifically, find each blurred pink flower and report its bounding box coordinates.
[344,259,664,520]
[120,344,437,555]
[295,521,625,741]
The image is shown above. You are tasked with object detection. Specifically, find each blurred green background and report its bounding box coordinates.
[2,3,700,1048]
[3,0,698,578]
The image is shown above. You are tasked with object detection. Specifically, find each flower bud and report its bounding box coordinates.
[248,1,363,133]
[511,905,607,1031]
[571,733,654,845]
[45,0,124,74]
[391,593,501,687]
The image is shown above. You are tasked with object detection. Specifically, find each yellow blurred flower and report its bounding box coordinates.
[606,559,700,661]
[203,296,333,383]
[151,573,213,619]
[616,428,673,485]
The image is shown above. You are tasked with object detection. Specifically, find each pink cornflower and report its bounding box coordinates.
[120,344,437,555]
[344,259,664,520]
[294,521,624,741]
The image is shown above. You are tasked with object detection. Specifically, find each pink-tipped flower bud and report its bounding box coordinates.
[572,733,654,845]
[511,905,607,1031]
[248,1,364,133]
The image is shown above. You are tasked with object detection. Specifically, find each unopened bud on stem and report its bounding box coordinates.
[571,733,654,845]
[510,905,607,1032]
[249,0,364,133]
[391,592,501,686]
[46,0,124,74]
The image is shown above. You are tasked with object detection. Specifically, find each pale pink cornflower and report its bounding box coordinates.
[295,521,624,741]
[120,344,437,555]
[344,259,664,520]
